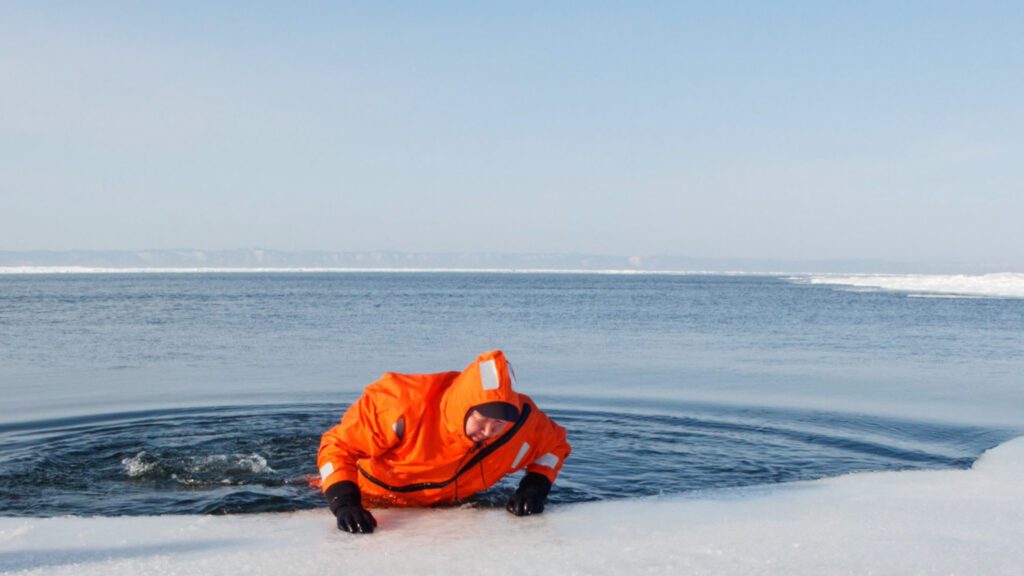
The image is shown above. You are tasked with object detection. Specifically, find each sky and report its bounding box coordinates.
[1,2,1022,268]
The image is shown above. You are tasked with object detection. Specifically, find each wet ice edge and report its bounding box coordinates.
[2,437,1022,575]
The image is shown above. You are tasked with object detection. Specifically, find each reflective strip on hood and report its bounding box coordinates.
[479,359,500,390]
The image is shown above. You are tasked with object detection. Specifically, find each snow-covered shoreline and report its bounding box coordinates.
[3,437,1021,575]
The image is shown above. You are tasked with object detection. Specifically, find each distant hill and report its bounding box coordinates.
[0,249,996,274]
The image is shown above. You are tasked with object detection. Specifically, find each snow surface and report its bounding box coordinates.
[802,272,1024,299]
[2,438,1022,576]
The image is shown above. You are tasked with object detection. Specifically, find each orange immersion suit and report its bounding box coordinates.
[317,350,571,506]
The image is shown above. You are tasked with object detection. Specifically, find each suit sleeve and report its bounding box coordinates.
[317,390,401,492]
[524,405,572,485]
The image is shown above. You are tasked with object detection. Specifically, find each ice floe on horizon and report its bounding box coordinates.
[797,272,1024,299]
[0,266,765,276]
[5,268,1024,300]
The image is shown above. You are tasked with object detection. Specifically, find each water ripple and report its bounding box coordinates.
[0,401,1010,516]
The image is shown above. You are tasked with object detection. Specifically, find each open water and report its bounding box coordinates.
[1,272,1021,516]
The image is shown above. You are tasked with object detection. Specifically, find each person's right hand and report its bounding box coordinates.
[326,480,377,534]
[334,505,377,534]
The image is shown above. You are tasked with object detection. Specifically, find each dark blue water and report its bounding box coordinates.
[0,273,1021,516]
[0,401,1008,516]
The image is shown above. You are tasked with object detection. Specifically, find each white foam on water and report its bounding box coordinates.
[185,454,274,477]
[3,437,1022,575]
[119,452,158,478]
[235,454,273,474]
[797,272,1024,299]
[120,452,274,485]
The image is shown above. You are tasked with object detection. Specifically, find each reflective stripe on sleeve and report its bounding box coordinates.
[319,462,335,481]
[532,453,559,468]
[511,442,530,469]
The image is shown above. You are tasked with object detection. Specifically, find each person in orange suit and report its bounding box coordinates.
[318,350,571,533]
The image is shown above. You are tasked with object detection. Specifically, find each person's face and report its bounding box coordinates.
[464,409,511,443]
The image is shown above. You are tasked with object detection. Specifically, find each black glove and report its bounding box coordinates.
[506,472,552,516]
[326,481,377,534]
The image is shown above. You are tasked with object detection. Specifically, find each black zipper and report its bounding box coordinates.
[357,403,532,493]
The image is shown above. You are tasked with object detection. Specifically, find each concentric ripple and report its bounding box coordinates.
[0,401,1010,516]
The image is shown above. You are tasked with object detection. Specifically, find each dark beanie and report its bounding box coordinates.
[472,401,519,422]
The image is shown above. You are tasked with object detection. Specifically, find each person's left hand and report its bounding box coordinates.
[506,472,551,516]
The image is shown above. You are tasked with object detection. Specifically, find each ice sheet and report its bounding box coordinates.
[802,272,1024,298]
[2,437,1022,575]
[0,266,722,275]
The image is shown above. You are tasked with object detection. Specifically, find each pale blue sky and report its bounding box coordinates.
[2,2,1021,267]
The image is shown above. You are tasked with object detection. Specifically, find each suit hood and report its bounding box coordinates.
[440,350,521,447]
